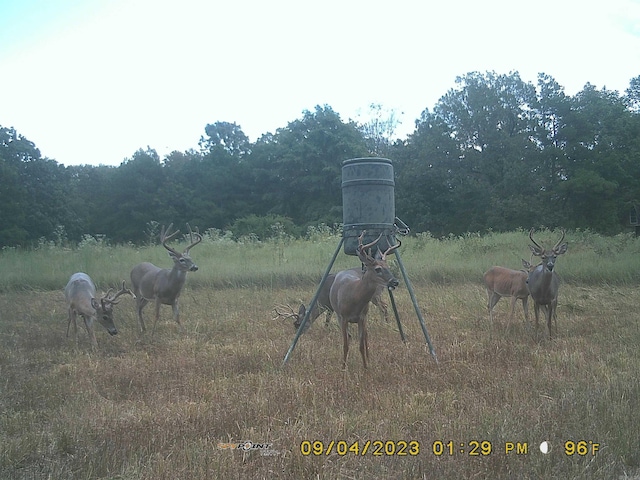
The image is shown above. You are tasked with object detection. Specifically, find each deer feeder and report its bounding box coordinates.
[342,157,396,255]
[282,157,437,366]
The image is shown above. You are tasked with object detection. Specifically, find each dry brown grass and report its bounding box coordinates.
[1,280,639,479]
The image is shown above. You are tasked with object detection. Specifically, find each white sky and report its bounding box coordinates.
[1,0,639,166]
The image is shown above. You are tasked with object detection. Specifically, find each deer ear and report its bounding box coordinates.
[356,245,368,263]
[522,258,531,269]
[555,243,568,255]
[529,244,543,256]
[91,298,100,310]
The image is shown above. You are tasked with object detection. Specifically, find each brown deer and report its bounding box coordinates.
[64,272,135,349]
[292,269,389,333]
[483,260,534,325]
[330,231,400,369]
[526,228,568,338]
[130,223,202,333]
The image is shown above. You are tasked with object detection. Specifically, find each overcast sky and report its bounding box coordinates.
[1,0,639,166]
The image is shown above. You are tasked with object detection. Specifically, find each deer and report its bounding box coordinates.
[291,269,390,333]
[526,228,568,339]
[130,223,202,333]
[64,272,135,349]
[329,231,400,369]
[483,260,535,326]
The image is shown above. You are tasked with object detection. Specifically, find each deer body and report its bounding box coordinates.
[130,224,201,333]
[526,229,567,338]
[483,265,530,324]
[293,269,389,333]
[329,232,400,369]
[64,272,134,349]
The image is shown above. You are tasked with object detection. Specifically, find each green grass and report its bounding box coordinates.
[2,228,640,291]
[1,229,640,478]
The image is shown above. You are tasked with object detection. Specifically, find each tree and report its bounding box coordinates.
[625,75,640,113]
[356,103,402,156]
[403,71,542,234]
[199,121,251,158]
[107,148,174,243]
[0,126,74,246]
[248,105,368,226]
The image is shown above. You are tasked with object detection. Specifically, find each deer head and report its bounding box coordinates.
[161,223,202,272]
[528,228,567,272]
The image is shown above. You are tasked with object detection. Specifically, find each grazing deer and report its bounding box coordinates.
[526,228,568,338]
[292,269,389,333]
[130,223,202,333]
[483,261,534,325]
[329,231,400,369]
[64,272,135,349]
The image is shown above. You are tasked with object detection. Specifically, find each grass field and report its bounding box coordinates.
[1,229,639,479]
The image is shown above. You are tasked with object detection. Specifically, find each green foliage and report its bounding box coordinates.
[1,230,639,292]
[2,71,640,247]
[227,214,300,241]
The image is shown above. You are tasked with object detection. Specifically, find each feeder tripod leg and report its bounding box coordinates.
[394,249,438,363]
[282,237,344,367]
[387,288,406,343]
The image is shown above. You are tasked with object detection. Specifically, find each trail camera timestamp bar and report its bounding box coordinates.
[431,440,601,456]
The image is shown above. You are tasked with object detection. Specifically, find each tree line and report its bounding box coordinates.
[1,70,639,247]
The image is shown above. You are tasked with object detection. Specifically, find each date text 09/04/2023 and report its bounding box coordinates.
[299,440,601,457]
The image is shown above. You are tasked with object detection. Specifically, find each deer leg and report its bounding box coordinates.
[340,317,349,370]
[172,300,181,325]
[358,319,368,368]
[67,308,75,339]
[508,296,517,324]
[547,305,554,339]
[488,292,500,323]
[533,303,541,331]
[83,317,98,350]
[68,309,79,346]
[521,297,529,323]
[152,299,162,335]
[136,297,148,332]
[323,310,331,327]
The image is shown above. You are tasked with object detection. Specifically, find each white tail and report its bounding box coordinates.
[483,262,533,325]
[64,272,135,349]
[130,223,202,333]
[526,228,568,338]
[292,269,389,333]
[329,231,400,369]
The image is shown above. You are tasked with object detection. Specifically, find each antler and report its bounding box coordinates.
[272,304,299,322]
[357,230,385,260]
[528,228,543,251]
[185,223,202,253]
[381,238,401,260]
[160,223,182,256]
[104,281,136,304]
[553,228,566,251]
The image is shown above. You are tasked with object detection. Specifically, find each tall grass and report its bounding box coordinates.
[1,229,640,478]
[2,228,640,291]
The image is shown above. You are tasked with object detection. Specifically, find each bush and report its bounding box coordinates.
[227,214,300,240]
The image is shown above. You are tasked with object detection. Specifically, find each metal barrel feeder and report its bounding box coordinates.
[341,157,397,255]
[282,157,437,365]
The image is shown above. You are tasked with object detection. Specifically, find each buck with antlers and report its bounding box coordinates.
[130,223,202,333]
[290,269,389,333]
[64,272,135,349]
[330,231,400,369]
[526,228,568,338]
[483,260,535,326]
